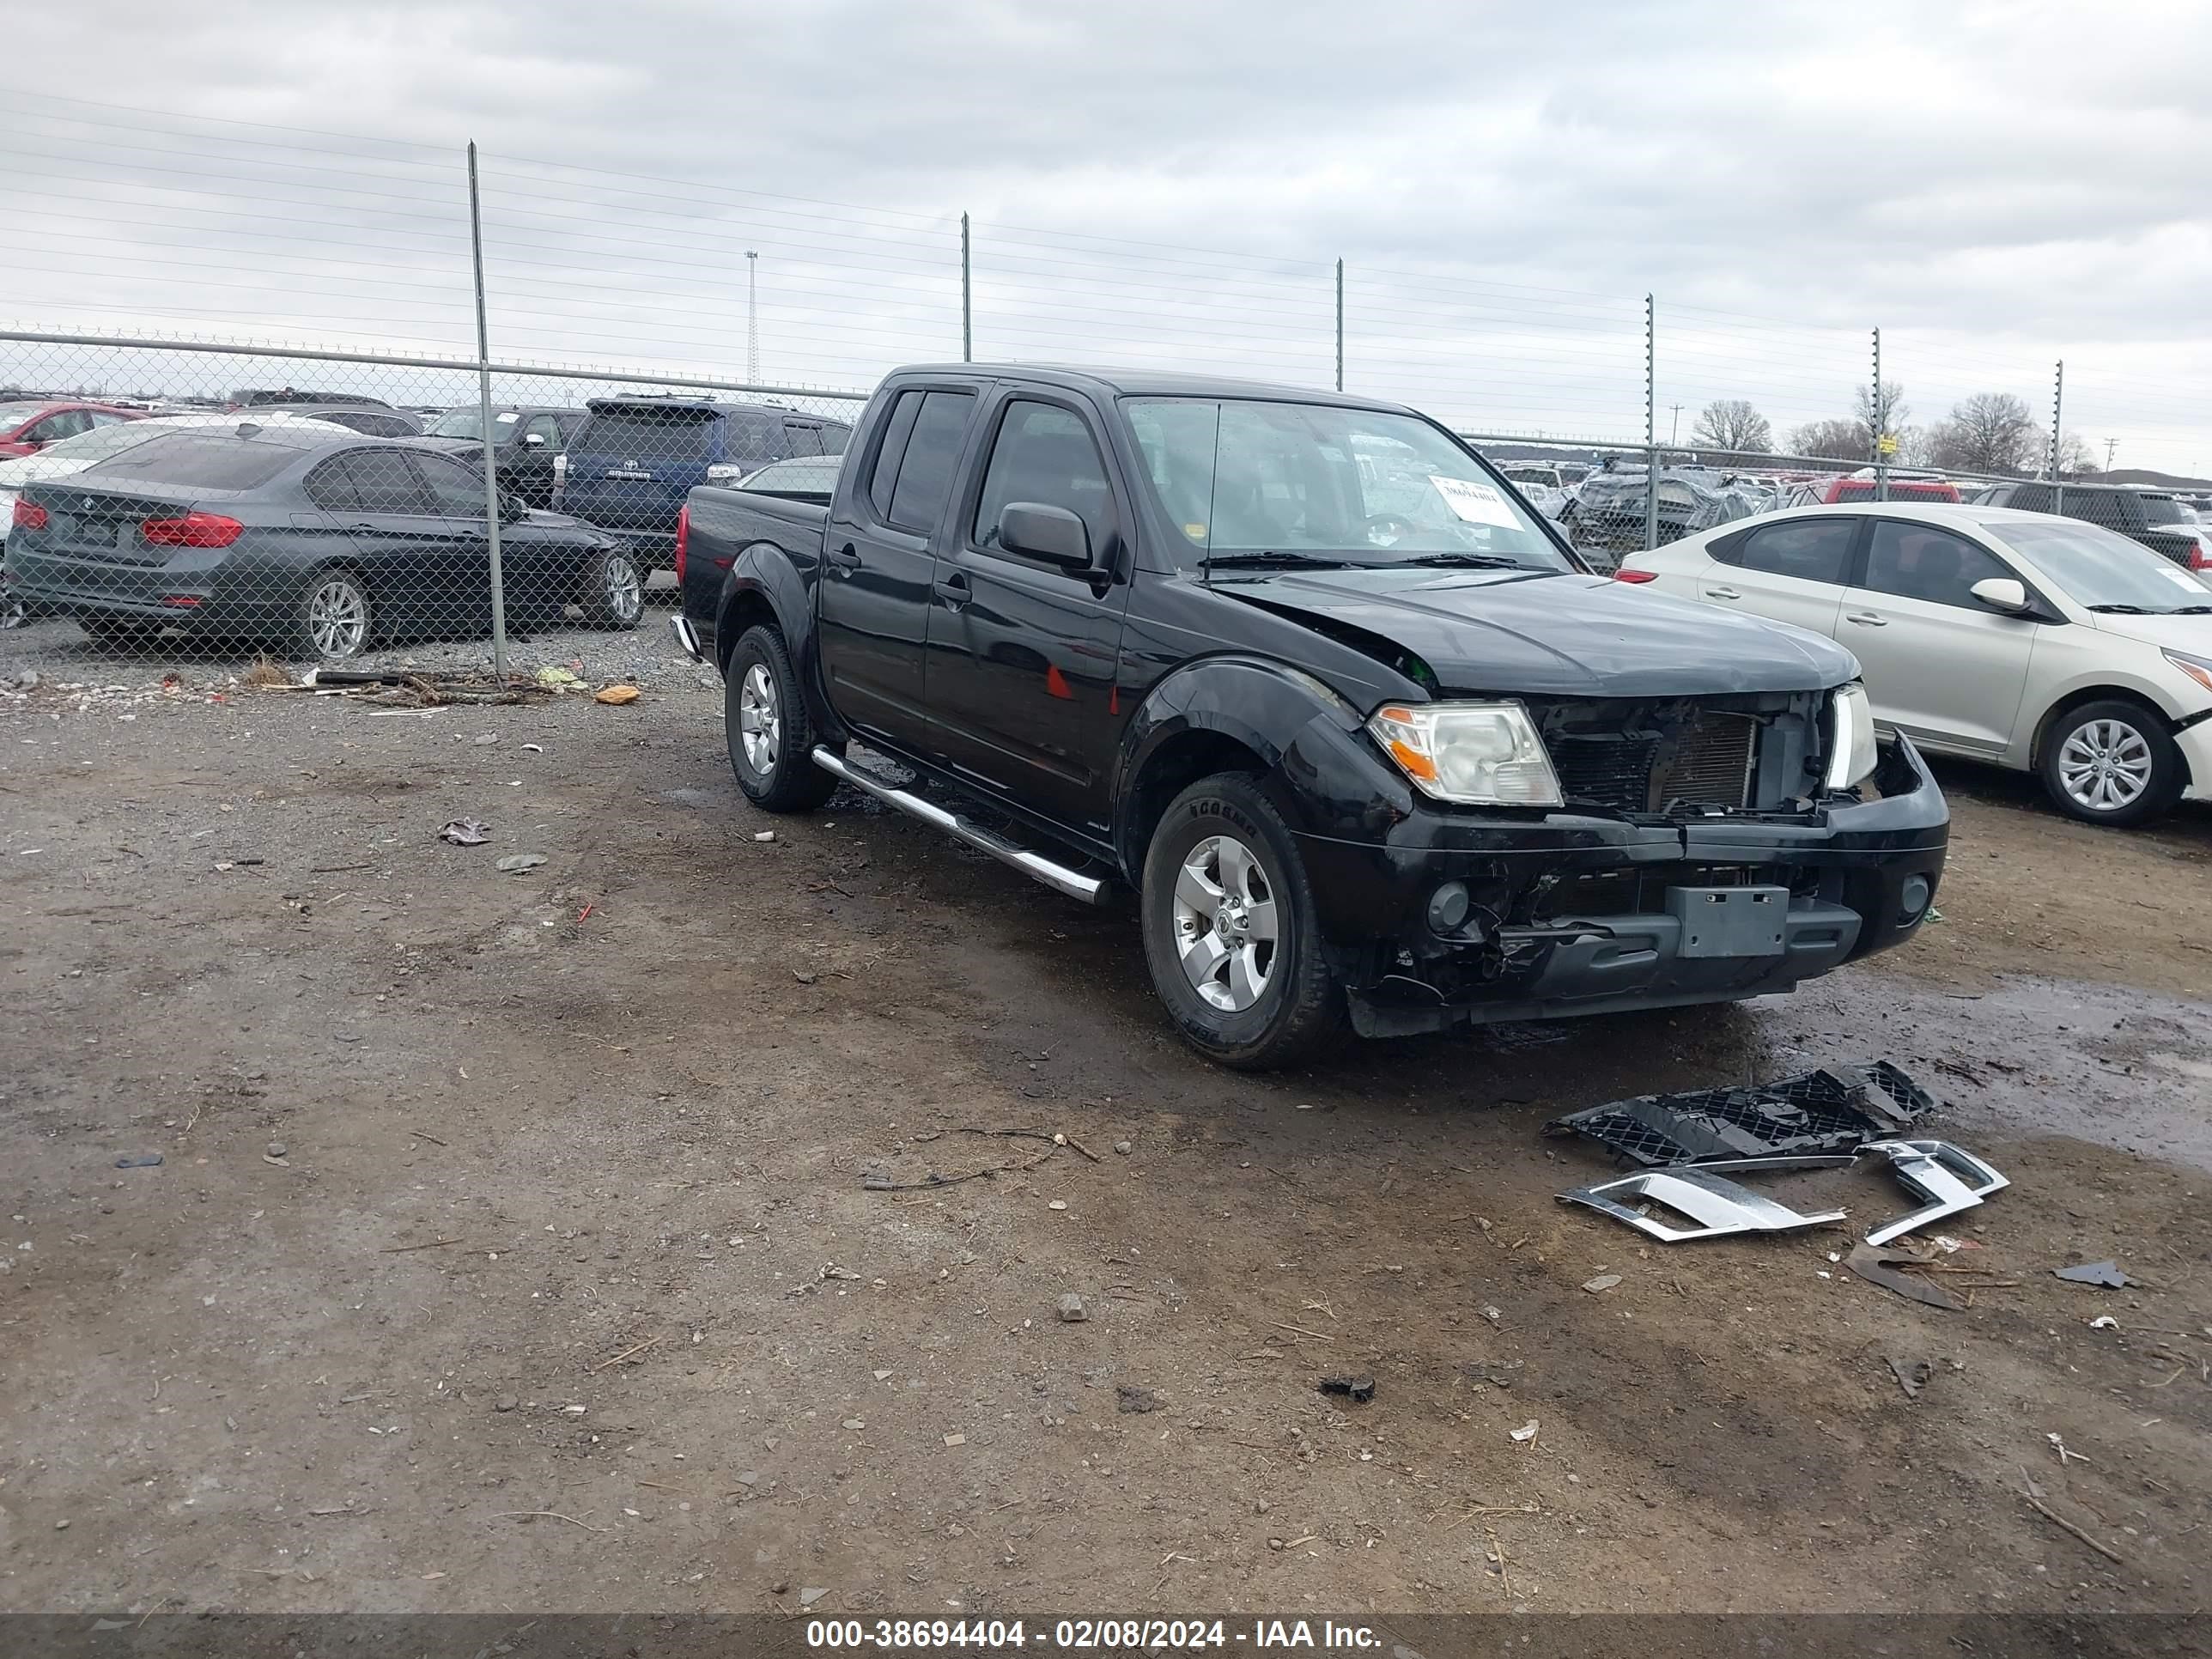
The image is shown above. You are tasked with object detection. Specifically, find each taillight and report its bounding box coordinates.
[2191,532,2212,572]
[140,512,244,549]
[674,505,690,584]
[1612,568,1658,584]
[12,499,47,532]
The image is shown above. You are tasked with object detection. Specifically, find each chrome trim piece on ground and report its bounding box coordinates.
[1860,1139,2011,1247]
[811,746,1108,906]
[671,614,703,661]
[1558,1164,1850,1243]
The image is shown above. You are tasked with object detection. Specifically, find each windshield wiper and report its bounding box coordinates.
[1391,552,1550,570]
[1198,551,1364,571]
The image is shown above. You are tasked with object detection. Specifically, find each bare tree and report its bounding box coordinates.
[1854,380,1910,450]
[2051,431,2099,477]
[1927,392,2039,473]
[1787,418,1867,461]
[1689,398,1772,453]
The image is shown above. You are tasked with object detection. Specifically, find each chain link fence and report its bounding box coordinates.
[0,333,863,677]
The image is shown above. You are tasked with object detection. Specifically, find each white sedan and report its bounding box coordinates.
[1614,503,2212,826]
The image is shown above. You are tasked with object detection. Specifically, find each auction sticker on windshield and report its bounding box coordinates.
[1428,475,1520,527]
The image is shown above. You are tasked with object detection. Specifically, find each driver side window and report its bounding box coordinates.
[972,401,1115,557]
[1860,522,2013,608]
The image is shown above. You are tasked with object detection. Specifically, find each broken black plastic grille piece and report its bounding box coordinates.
[1544,1061,1935,1166]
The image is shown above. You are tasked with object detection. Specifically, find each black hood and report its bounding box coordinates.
[1216,568,1858,698]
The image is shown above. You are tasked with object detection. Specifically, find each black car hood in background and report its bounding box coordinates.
[1215,568,1858,698]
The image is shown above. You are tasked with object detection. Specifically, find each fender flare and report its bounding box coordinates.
[1112,654,1407,875]
[714,543,844,743]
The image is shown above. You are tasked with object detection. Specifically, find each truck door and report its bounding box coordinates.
[816,386,976,750]
[923,392,1134,836]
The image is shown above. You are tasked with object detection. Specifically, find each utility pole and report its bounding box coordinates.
[744,251,759,383]
[465,142,507,683]
[1668,404,1682,446]
[1871,328,1887,503]
[1643,294,1658,554]
[2049,360,2065,516]
[1334,258,1345,393]
[2104,436,2118,476]
[960,214,973,362]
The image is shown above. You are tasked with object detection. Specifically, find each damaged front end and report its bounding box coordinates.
[1288,690,1947,1038]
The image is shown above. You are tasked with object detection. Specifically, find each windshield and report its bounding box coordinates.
[428,408,524,441]
[0,401,51,426]
[1983,518,2212,612]
[15,422,165,466]
[1123,398,1573,570]
[2138,495,2187,526]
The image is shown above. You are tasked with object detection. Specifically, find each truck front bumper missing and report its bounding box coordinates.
[1290,735,1948,1038]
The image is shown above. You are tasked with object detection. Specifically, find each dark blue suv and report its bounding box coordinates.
[557,396,851,568]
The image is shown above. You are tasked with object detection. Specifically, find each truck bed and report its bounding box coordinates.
[676,485,830,662]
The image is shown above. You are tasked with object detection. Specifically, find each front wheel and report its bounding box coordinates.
[725,624,836,811]
[1140,772,1344,1070]
[2039,698,2182,827]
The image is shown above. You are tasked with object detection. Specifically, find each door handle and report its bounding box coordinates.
[824,543,861,573]
[1844,611,1888,627]
[933,571,971,605]
[1703,586,1742,600]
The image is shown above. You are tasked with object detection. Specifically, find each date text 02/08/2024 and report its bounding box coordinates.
[805,1619,1384,1650]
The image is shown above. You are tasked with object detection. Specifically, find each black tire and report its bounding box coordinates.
[2038,698,2183,827]
[1140,772,1345,1070]
[295,568,373,663]
[578,548,645,631]
[725,624,836,812]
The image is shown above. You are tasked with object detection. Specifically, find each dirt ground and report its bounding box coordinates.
[2,635,2209,1621]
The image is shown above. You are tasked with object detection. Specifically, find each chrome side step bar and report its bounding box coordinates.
[810,746,1109,905]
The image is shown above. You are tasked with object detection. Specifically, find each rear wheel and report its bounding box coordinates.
[578,548,644,630]
[1140,773,1344,1070]
[725,624,836,811]
[2039,698,2182,827]
[296,568,372,663]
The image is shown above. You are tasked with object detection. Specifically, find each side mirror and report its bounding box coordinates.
[521,432,548,447]
[499,492,530,522]
[999,501,1091,568]
[1969,576,2031,614]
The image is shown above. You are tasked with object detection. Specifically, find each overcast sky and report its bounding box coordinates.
[6,0,2209,471]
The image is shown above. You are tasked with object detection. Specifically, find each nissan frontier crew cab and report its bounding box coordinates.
[673,366,1948,1070]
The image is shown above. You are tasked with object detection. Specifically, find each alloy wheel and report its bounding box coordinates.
[1171,833,1279,1012]
[307,579,367,659]
[604,555,643,623]
[737,662,780,776]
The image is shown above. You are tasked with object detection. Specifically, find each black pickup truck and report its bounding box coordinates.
[674,366,1948,1069]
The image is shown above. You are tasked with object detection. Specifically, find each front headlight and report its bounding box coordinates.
[2163,648,2212,698]
[1368,700,1563,807]
[1824,682,1880,791]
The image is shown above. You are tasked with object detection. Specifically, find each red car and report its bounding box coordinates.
[1786,474,1961,507]
[0,400,147,459]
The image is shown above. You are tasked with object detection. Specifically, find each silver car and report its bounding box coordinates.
[1615,503,2212,827]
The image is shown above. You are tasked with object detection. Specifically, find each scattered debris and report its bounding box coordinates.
[1115,1386,1161,1414]
[754,830,776,842]
[594,684,641,706]
[2023,1490,2124,1565]
[112,1153,162,1170]
[942,1432,966,1446]
[2047,1432,2090,1466]
[1581,1273,1623,1293]
[1862,1140,2008,1246]
[494,854,547,873]
[1887,1356,1933,1399]
[1509,1420,1540,1443]
[1316,1375,1376,1404]
[589,1334,662,1373]
[798,1589,829,1607]
[440,819,490,846]
[1547,1060,1932,1165]
[2056,1261,2130,1289]
[1480,1305,1502,1326]
[1844,1243,1966,1310]
[265,1140,287,1159]
[1055,1293,1088,1322]
[1113,1139,1132,1156]
[2089,1316,2119,1331]
[1559,1159,1850,1243]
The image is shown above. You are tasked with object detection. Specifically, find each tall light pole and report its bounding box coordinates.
[745,250,759,384]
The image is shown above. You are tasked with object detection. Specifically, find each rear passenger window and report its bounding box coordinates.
[885,392,975,535]
[819,422,853,456]
[781,422,822,459]
[720,411,785,469]
[305,459,359,514]
[337,450,433,514]
[1861,522,2013,608]
[866,393,925,520]
[1726,518,1856,584]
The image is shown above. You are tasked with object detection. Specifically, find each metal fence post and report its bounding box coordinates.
[1643,294,1658,552]
[2049,360,2066,515]
[961,213,973,362]
[465,142,507,683]
[1872,328,1888,502]
[1334,258,1345,392]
